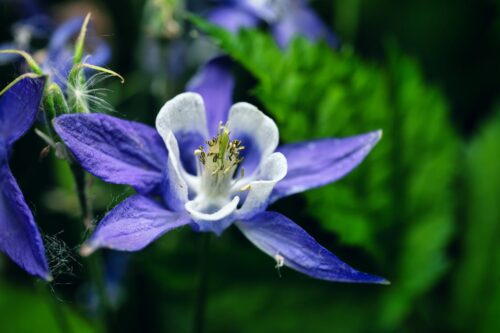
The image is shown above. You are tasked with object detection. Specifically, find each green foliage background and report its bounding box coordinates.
[0,0,499,332]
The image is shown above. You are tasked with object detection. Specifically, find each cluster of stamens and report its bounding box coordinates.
[194,124,245,178]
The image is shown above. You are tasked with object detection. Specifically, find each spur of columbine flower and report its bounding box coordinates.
[0,75,51,280]
[54,93,387,283]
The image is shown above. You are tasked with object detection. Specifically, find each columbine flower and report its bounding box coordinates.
[0,75,51,280]
[54,92,386,283]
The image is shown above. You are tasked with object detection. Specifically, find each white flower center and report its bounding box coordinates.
[183,123,248,218]
[194,123,245,201]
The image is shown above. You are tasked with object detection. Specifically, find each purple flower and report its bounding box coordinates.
[208,0,338,48]
[0,75,51,280]
[54,91,387,284]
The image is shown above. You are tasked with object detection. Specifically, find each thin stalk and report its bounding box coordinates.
[70,164,93,230]
[193,233,211,333]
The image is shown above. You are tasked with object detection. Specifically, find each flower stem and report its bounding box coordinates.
[70,164,93,230]
[193,233,211,333]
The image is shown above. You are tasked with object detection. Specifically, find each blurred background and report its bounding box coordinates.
[0,0,499,332]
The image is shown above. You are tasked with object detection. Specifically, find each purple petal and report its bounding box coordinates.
[236,0,280,21]
[81,195,191,254]
[272,6,339,48]
[187,56,235,136]
[237,211,388,283]
[0,76,45,146]
[43,18,82,86]
[54,114,167,194]
[42,49,73,87]
[271,130,382,202]
[83,38,111,67]
[0,161,51,280]
[207,6,259,33]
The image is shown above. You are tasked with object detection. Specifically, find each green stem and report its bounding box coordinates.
[193,234,211,333]
[70,164,93,230]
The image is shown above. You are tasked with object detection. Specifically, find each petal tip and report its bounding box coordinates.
[79,243,96,257]
[367,274,390,285]
[379,279,391,285]
[370,129,383,144]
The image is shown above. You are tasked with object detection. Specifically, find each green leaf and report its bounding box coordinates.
[0,280,97,333]
[451,107,500,333]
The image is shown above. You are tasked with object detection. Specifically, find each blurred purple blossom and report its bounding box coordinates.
[1,16,110,88]
[208,0,338,48]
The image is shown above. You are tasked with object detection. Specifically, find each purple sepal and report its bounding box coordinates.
[271,130,382,202]
[83,195,191,253]
[54,114,168,194]
[47,17,84,60]
[272,6,339,48]
[187,56,235,136]
[237,211,388,283]
[0,161,51,280]
[0,76,45,147]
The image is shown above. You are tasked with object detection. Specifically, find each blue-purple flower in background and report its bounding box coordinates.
[1,16,110,88]
[41,16,110,87]
[54,90,387,284]
[0,16,51,65]
[208,0,338,48]
[0,75,51,280]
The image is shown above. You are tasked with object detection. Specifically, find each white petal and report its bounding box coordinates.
[155,92,209,142]
[185,196,240,222]
[227,102,279,168]
[235,152,287,218]
[163,132,196,210]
